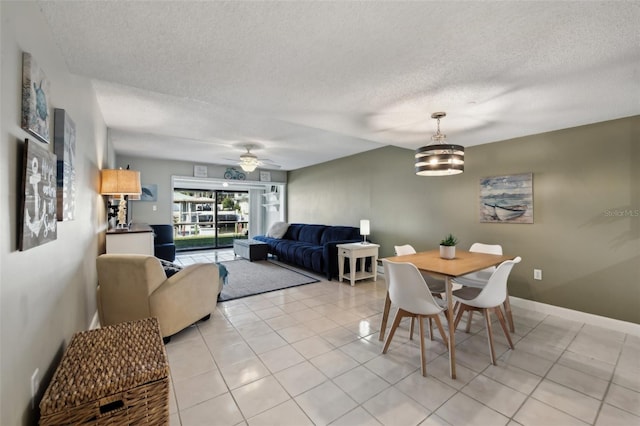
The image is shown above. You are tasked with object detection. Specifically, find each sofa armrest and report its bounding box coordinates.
[149,263,220,337]
[323,239,362,279]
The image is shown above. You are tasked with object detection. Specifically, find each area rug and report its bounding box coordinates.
[217,259,319,302]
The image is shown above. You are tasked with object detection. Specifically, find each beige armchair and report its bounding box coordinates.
[96,254,221,341]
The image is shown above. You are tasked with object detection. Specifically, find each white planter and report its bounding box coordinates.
[440,245,456,259]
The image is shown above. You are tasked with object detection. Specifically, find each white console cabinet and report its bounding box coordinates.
[106,224,154,255]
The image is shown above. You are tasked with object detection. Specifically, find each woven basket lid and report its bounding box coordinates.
[40,317,169,415]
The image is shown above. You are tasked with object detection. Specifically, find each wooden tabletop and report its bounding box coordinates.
[383,249,514,278]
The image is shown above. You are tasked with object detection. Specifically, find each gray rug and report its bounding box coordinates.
[217,259,319,302]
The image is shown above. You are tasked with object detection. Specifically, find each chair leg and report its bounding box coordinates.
[465,310,474,333]
[418,315,427,377]
[483,308,497,365]
[383,309,406,354]
[495,306,515,349]
[453,303,467,330]
[432,314,449,348]
[428,317,434,341]
[379,292,392,341]
[503,293,515,333]
[410,317,415,340]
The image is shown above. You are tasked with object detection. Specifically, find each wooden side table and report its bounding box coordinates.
[337,242,380,286]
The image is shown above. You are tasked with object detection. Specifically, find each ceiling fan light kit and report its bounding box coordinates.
[239,150,259,172]
[415,112,465,176]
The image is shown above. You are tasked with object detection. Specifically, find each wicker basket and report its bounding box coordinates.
[39,317,170,425]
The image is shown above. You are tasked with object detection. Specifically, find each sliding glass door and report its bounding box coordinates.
[173,189,249,251]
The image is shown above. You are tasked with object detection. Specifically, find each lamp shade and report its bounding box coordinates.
[360,219,370,236]
[415,144,465,176]
[100,169,142,195]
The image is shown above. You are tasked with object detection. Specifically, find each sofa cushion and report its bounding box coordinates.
[321,226,360,244]
[283,223,304,241]
[297,225,326,245]
[266,221,289,239]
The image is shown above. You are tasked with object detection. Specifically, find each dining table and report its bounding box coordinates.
[379,249,514,379]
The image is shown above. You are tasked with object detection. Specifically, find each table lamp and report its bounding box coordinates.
[100,168,142,228]
[360,219,370,244]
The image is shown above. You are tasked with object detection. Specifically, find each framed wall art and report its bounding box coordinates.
[20,139,58,250]
[193,165,207,178]
[54,109,76,221]
[479,173,533,223]
[260,171,271,182]
[140,184,158,201]
[22,52,51,144]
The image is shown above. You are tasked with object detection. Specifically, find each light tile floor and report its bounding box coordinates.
[169,249,640,426]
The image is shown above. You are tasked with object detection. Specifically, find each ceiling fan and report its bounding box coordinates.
[231,144,281,172]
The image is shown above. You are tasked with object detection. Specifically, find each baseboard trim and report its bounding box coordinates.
[509,296,640,337]
[89,311,100,330]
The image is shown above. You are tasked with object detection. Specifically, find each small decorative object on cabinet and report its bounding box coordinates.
[439,233,458,259]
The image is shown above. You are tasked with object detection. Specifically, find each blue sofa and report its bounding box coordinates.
[254,223,362,279]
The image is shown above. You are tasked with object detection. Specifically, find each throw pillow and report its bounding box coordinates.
[217,263,229,285]
[266,221,289,239]
[159,259,183,278]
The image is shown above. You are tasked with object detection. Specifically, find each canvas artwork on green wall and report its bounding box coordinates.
[479,173,533,223]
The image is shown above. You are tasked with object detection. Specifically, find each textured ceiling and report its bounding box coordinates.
[38,1,640,171]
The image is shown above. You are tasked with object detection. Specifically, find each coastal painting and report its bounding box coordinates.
[480,173,533,223]
[22,52,51,144]
[54,109,76,221]
[20,139,58,250]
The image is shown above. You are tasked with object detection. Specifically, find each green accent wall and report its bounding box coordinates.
[288,116,640,323]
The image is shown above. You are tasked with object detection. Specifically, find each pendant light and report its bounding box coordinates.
[415,112,464,176]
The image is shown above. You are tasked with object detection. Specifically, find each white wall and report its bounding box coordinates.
[117,155,286,231]
[1,3,110,424]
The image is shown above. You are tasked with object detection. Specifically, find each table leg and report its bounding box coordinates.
[373,255,378,281]
[350,255,356,286]
[379,292,391,341]
[338,254,345,282]
[445,276,457,379]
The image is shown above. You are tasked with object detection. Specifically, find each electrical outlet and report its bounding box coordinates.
[534,269,542,280]
[152,205,157,211]
[30,368,39,409]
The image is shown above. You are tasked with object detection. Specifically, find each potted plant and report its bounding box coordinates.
[439,233,458,259]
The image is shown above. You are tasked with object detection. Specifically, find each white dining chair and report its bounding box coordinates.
[453,243,515,332]
[394,245,446,295]
[452,257,521,365]
[382,259,449,376]
[394,244,447,339]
